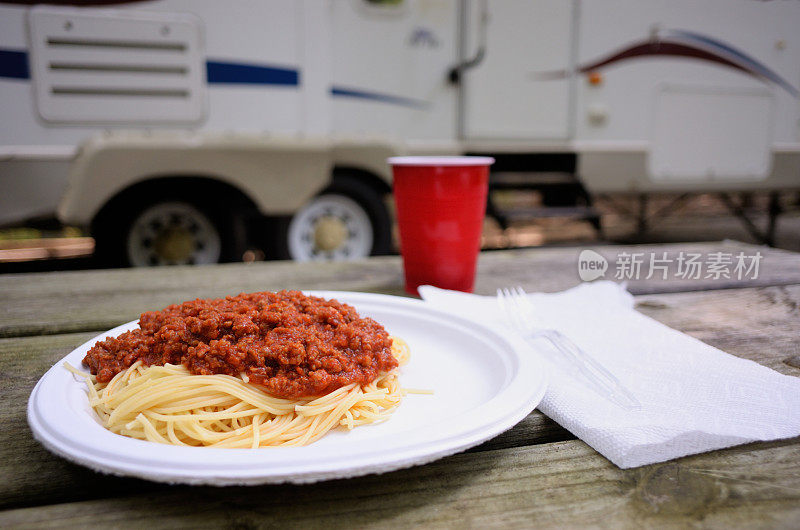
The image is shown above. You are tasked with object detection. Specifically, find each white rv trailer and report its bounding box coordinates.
[0,0,798,265]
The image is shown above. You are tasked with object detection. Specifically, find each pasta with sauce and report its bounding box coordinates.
[66,291,424,447]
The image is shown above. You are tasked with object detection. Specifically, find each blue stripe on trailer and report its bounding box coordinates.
[0,49,30,80]
[669,30,800,98]
[330,85,427,108]
[206,60,299,86]
[0,51,301,86]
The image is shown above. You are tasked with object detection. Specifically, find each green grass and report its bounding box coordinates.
[0,226,84,241]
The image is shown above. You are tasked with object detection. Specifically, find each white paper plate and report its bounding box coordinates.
[27,291,547,485]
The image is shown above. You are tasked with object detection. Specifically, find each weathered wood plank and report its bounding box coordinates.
[0,258,407,338]
[2,241,799,338]
[633,285,800,376]
[0,332,165,511]
[3,284,798,513]
[473,241,800,296]
[1,438,798,529]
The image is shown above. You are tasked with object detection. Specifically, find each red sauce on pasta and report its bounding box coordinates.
[82,291,397,398]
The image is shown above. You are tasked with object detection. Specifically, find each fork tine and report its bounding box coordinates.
[505,286,522,316]
[507,288,528,332]
[496,288,507,323]
[497,288,523,332]
[498,288,513,327]
[506,288,523,328]
[512,286,536,325]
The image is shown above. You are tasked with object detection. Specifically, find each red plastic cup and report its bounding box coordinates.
[388,156,495,296]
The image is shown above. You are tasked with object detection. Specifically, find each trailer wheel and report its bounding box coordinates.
[94,196,236,267]
[275,174,392,261]
[125,201,224,266]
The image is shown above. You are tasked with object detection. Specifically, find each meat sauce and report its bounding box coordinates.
[82,291,398,398]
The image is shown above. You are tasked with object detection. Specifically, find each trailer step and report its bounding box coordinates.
[496,205,601,221]
[490,171,578,189]
[488,205,603,235]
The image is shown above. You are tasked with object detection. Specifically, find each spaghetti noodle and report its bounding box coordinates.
[66,337,412,448]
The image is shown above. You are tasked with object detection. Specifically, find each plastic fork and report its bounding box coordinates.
[497,287,642,410]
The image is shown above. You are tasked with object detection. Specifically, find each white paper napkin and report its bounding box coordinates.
[419,281,800,468]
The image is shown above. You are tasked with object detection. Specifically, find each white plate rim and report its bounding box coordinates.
[27,291,548,485]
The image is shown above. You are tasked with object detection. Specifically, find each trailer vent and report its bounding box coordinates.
[27,7,206,124]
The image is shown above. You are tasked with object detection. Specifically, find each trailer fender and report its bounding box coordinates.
[57,133,333,227]
[330,141,401,186]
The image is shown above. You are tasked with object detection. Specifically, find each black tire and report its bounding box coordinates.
[92,191,242,268]
[270,173,392,261]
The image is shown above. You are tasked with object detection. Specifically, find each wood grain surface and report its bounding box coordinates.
[1,242,799,528]
[2,242,798,338]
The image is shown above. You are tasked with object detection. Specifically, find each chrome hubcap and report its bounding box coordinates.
[127,202,221,266]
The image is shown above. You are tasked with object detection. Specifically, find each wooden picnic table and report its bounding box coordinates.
[1,240,799,528]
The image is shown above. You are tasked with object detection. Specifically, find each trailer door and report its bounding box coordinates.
[461,0,574,141]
